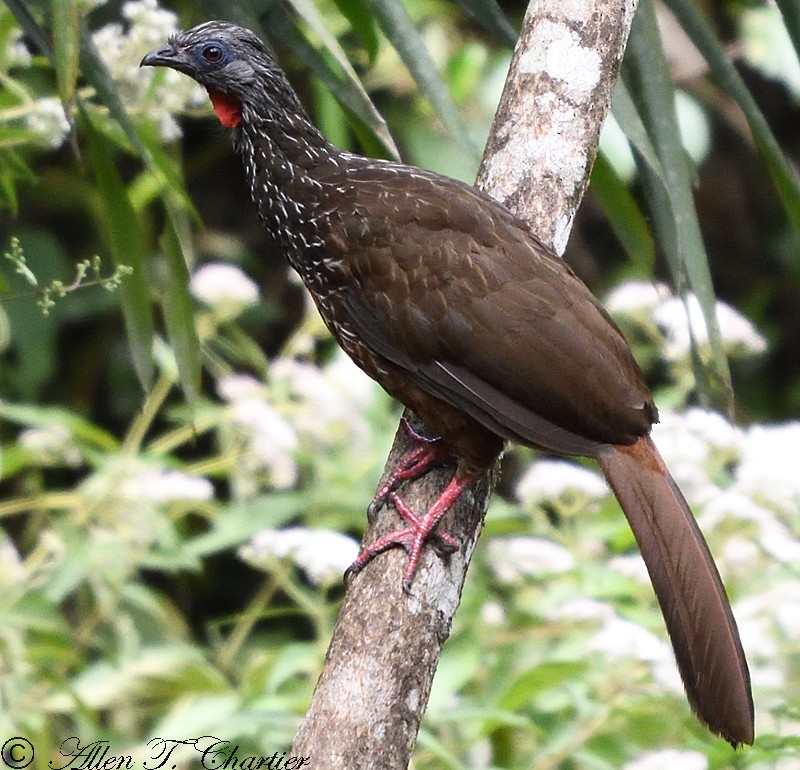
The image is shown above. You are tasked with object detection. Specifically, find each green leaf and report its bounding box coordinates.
[49,0,80,106]
[159,217,201,404]
[622,1,732,411]
[81,110,154,390]
[4,0,53,62]
[184,495,306,559]
[590,151,655,275]
[201,0,399,158]
[0,400,119,451]
[665,0,800,241]
[78,23,144,155]
[365,0,481,159]
[332,0,380,62]
[260,3,400,159]
[452,0,517,49]
[498,661,588,711]
[78,22,195,212]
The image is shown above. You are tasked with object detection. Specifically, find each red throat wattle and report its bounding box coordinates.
[206,88,242,128]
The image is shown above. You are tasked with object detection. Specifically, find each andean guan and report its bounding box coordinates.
[142,21,754,746]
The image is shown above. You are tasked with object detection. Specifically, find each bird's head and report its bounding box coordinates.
[141,21,284,128]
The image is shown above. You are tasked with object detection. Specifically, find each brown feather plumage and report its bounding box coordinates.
[142,21,754,746]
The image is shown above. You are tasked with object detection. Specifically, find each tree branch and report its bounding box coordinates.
[291,1,639,766]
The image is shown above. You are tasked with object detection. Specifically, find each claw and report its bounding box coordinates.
[368,417,455,518]
[347,473,473,588]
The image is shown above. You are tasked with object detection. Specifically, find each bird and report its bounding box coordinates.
[141,21,754,746]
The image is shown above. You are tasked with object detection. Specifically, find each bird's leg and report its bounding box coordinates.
[368,416,456,518]
[347,472,473,592]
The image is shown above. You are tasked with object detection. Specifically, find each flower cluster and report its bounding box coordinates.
[487,536,575,583]
[18,425,83,467]
[217,351,377,498]
[218,373,300,493]
[606,280,767,360]
[24,97,72,149]
[515,458,607,509]
[239,526,359,586]
[91,0,205,140]
[190,263,260,320]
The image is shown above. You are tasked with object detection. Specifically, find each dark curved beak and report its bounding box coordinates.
[140,43,191,75]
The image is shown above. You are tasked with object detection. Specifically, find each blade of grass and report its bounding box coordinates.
[281,0,399,157]
[267,4,399,158]
[452,0,517,49]
[78,22,195,211]
[665,0,800,239]
[590,151,655,275]
[5,0,53,61]
[365,0,481,159]
[81,110,154,390]
[332,0,380,63]
[159,215,201,404]
[49,0,80,107]
[0,401,119,451]
[623,1,732,410]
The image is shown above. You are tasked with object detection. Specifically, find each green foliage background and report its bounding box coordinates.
[2,0,800,767]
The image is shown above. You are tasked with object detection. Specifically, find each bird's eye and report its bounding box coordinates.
[202,44,224,63]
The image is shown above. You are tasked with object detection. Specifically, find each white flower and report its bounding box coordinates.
[217,354,376,495]
[191,263,259,318]
[0,534,25,588]
[231,398,299,489]
[762,583,800,641]
[546,598,614,622]
[479,601,506,626]
[681,407,740,452]
[700,488,771,528]
[26,97,70,149]
[487,536,575,584]
[239,527,359,586]
[323,351,377,413]
[122,0,176,34]
[218,374,299,491]
[217,373,265,403]
[623,749,708,770]
[515,459,607,506]
[702,487,800,565]
[119,467,214,503]
[650,409,739,503]
[730,594,786,689]
[19,425,82,467]
[92,0,203,141]
[588,615,683,694]
[740,5,800,99]
[606,280,669,315]
[719,536,760,573]
[5,29,32,68]
[268,353,375,448]
[589,615,666,661]
[735,422,800,513]
[608,553,650,584]
[754,517,800,565]
[652,294,766,358]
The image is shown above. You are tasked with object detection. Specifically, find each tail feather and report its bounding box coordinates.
[597,435,754,747]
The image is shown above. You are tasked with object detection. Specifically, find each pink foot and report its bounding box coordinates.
[368,418,455,518]
[347,473,472,591]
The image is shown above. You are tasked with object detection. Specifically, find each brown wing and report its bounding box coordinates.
[315,162,656,453]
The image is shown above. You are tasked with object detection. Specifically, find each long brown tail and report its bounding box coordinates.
[596,435,754,747]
